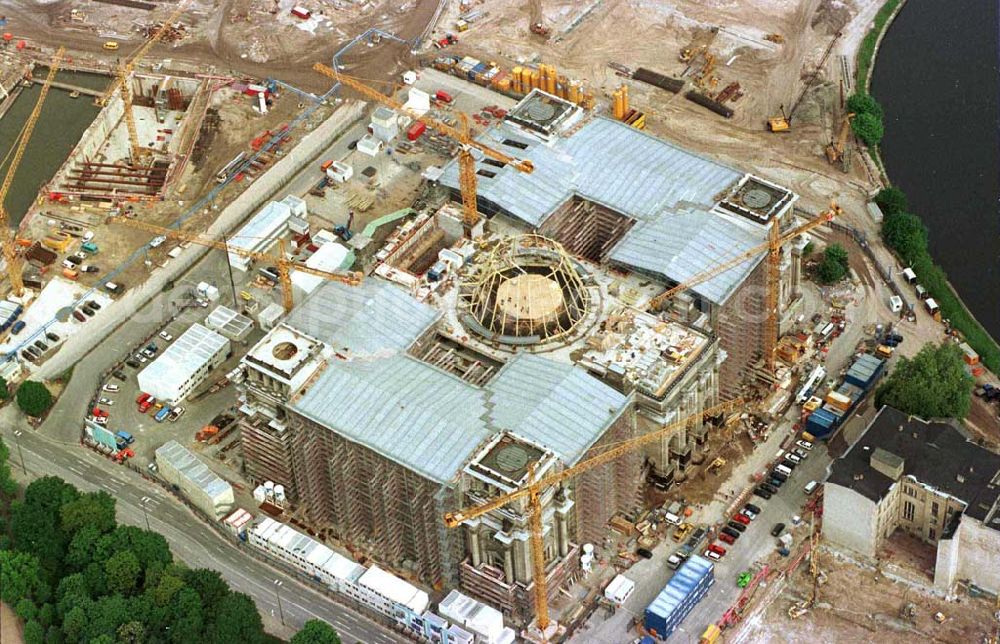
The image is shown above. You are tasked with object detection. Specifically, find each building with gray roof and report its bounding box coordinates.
[155,440,234,519]
[824,406,1000,594]
[437,95,804,396]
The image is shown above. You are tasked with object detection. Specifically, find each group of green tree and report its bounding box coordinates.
[0,377,54,417]
[0,440,341,644]
[876,343,973,419]
[816,243,851,284]
[847,92,885,148]
[875,186,1000,372]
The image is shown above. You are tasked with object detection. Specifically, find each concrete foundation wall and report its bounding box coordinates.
[935,516,1000,594]
[823,483,879,558]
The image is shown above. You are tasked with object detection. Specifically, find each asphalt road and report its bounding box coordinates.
[1,416,406,644]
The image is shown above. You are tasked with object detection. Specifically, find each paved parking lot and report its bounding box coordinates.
[572,413,833,643]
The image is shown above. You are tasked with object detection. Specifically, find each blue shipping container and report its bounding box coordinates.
[807,409,837,438]
[645,555,714,638]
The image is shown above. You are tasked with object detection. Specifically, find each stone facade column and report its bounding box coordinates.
[502,545,514,583]
[468,525,481,567]
[556,510,569,557]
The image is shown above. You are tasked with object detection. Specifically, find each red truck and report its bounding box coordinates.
[407,121,427,141]
[435,90,453,103]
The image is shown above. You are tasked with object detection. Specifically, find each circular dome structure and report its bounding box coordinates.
[459,235,591,346]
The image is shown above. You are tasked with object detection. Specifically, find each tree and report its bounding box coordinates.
[0,550,45,605]
[61,606,88,642]
[876,343,974,419]
[116,620,145,644]
[852,112,884,146]
[292,620,342,644]
[205,593,265,644]
[0,374,9,400]
[881,211,928,264]
[846,92,884,119]
[104,551,141,596]
[23,620,45,644]
[61,492,117,536]
[817,244,850,283]
[183,569,230,608]
[16,597,38,621]
[16,381,53,417]
[874,186,909,216]
[0,436,16,501]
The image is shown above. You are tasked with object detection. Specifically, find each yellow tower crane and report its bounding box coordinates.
[108,217,362,312]
[0,47,66,296]
[443,398,744,635]
[312,62,535,235]
[97,1,189,162]
[645,202,842,369]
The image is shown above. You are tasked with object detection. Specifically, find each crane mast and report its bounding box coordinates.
[0,47,66,296]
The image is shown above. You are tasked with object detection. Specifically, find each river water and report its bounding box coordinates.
[872,0,1000,342]
[0,69,104,226]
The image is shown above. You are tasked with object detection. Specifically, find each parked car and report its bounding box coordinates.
[704,548,722,561]
[804,480,819,495]
[785,452,802,465]
[740,508,757,521]
[45,331,60,342]
[21,350,36,363]
[718,532,736,545]
[796,439,813,451]
[86,300,101,310]
[771,522,786,537]
[721,526,741,540]
[159,331,173,342]
[666,553,684,569]
[727,521,747,533]
[98,397,115,406]
[146,342,158,353]
[102,384,120,392]
[72,310,86,322]
[90,416,107,426]
[753,486,772,500]
[80,305,95,317]
[768,477,784,488]
[142,348,156,359]
[771,470,789,483]
[761,482,779,495]
[126,359,140,368]
[707,544,727,557]
[135,354,147,363]
[10,320,26,335]
[111,370,126,381]
[793,447,809,460]
[731,513,751,526]
[745,503,762,514]
[636,547,653,559]
[168,406,185,422]
[33,340,48,352]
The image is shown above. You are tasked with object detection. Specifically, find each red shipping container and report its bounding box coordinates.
[407,121,427,141]
[290,6,311,19]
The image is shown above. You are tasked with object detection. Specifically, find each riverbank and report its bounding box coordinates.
[867,0,1000,373]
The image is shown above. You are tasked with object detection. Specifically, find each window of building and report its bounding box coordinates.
[904,485,917,498]
[931,501,939,517]
[928,528,936,541]
[903,501,915,521]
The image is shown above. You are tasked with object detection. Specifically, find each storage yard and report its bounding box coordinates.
[0,1,997,644]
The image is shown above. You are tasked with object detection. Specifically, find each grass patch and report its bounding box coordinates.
[856,0,904,89]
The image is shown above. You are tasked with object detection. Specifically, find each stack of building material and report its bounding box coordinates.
[644,555,715,639]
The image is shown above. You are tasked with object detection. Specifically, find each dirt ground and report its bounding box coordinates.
[744,539,1000,643]
[1,602,25,644]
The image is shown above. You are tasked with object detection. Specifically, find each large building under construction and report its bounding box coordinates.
[237,89,807,624]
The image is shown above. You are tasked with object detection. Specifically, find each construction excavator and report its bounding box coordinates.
[825,112,855,168]
[767,31,841,132]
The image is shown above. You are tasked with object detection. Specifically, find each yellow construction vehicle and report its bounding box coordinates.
[824,112,855,165]
[764,34,784,44]
[443,399,743,633]
[672,522,694,542]
[767,105,791,132]
[646,202,842,370]
[313,63,534,236]
[108,217,361,312]
[0,47,65,297]
[708,456,726,472]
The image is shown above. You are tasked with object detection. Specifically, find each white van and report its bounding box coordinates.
[775,463,793,477]
[804,480,819,495]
